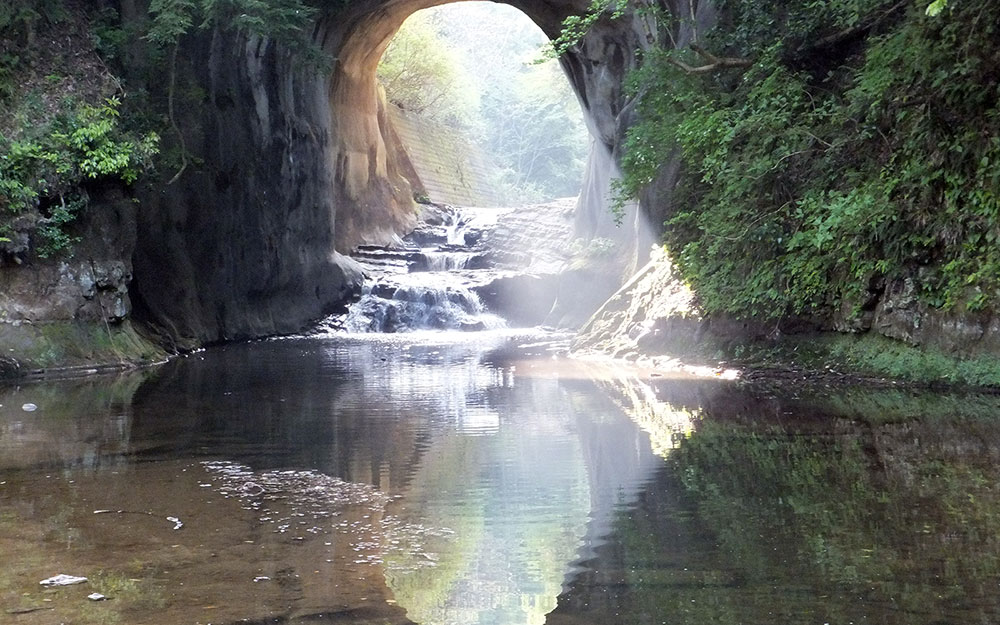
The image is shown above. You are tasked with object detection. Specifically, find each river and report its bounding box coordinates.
[3,331,1000,624]
[4,206,1000,624]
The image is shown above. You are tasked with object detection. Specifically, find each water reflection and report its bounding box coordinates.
[0,373,146,471]
[0,332,664,624]
[6,336,1000,624]
[383,380,591,625]
[552,382,1000,625]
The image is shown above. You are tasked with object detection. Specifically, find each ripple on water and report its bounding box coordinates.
[200,460,453,567]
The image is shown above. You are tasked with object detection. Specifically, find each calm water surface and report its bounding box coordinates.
[2,332,1000,625]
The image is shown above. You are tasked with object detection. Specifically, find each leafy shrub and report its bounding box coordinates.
[0,96,159,257]
[608,0,1000,320]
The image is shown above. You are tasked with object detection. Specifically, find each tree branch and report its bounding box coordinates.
[165,43,188,186]
[667,44,752,74]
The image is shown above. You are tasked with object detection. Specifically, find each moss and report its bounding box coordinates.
[90,569,166,612]
[816,334,1000,387]
[646,328,1000,389]
[0,320,166,377]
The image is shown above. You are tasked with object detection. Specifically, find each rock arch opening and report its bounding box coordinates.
[131,0,654,346]
[322,0,637,251]
[375,3,590,210]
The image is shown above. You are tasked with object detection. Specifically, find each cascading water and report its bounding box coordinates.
[340,277,505,333]
[325,205,511,334]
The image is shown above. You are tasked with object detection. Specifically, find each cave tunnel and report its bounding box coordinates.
[321,0,638,251]
[130,0,668,346]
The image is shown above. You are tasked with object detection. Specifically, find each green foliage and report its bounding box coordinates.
[481,57,589,201]
[0,52,18,101]
[379,4,589,202]
[0,97,159,258]
[377,13,478,127]
[147,0,324,65]
[926,0,948,16]
[543,0,628,59]
[0,1,68,98]
[146,0,196,46]
[90,8,130,63]
[614,0,1000,320]
[0,0,68,42]
[819,334,1000,387]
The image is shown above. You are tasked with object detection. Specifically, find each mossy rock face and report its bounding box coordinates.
[0,321,166,379]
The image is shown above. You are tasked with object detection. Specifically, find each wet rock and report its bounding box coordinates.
[0,357,19,380]
[873,278,921,344]
[572,248,700,355]
[414,202,456,227]
[0,187,136,326]
[405,224,449,248]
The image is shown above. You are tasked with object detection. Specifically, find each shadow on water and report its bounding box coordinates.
[3,336,1000,624]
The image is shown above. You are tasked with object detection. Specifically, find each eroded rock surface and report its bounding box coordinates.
[572,248,700,359]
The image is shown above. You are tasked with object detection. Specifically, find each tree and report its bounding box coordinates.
[378,4,589,203]
[377,13,478,128]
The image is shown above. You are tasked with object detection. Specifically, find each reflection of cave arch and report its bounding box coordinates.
[319,0,645,250]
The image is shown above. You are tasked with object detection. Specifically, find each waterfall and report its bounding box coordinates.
[326,206,511,334]
[340,282,506,333]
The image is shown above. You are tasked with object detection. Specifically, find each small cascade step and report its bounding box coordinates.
[410,249,489,273]
[332,205,521,334]
[352,245,424,272]
[341,280,505,333]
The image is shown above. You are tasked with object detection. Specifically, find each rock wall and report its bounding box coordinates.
[126,0,1000,369]
[0,185,166,376]
[388,104,502,207]
[572,248,700,359]
[0,1,692,361]
[132,29,363,348]
[1,186,135,326]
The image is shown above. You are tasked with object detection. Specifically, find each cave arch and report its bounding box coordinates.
[318,0,642,250]
[132,0,663,345]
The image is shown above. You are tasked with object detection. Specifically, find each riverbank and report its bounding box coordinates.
[0,321,167,382]
[572,249,1000,392]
